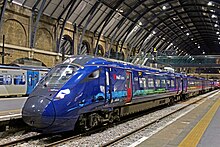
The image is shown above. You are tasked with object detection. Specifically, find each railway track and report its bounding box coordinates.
[0,134,47,147]
[1,90,217,146]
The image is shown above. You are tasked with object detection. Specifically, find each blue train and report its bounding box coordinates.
[22,55,215,133]
[0,64,48,97]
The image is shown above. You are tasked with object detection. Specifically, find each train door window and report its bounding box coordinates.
[155,79,160,87]
[0,74,12,85]
[148,78,154,88]
[14,75,26,85]
[28,75,32,86]
[139,78,146,89]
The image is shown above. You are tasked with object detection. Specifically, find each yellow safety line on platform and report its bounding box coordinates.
[179,98,220,147]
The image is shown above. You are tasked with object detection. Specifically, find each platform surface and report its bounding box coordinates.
[0,97,27,121]
[135,90,220,147]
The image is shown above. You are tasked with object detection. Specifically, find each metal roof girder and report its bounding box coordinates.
[78,1,101,55]
[30,0,46,48]
[0,0,7,33]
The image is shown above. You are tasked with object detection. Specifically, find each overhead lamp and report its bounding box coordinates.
[186,33,189,36]
[218,37,220,40]
[192,58,195,60]
[216,31,220,34]
[195,42,197,45]
[116,9,123,13]
[203,51,205,54]
[191,38,194,40]
[208,1,213,6]
[162,6,167,10]
[138,21,142,26]
[214,24,218,27]
[173,17,177,20]
[181,26,184,29]
[152,31,156,34]
[212,14,217,18]
[198,46,201,48]
[210,9,215,12]
[162,37,166,40]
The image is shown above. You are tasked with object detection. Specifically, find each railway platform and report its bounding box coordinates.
[133,90,220,147]
[0,97,27,122]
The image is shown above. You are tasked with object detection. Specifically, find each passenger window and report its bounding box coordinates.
[139,78,146,88]
[171,80,175,87]
[161,79,166,87]
[14,75,26,85]
[0,74,12,85]
[148,78,154,88]
[155,79,160,87]
[88,70,100,79]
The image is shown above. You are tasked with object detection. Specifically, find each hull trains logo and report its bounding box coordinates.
[113,74,125,80]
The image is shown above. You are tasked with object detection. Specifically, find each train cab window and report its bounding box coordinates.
[14,75,26,85]
[88,70,100,79]
[0,74,12,85]
[139,78,146,88]
[155,79,160,87]
[42,64,78,86]
[148,78,154,88]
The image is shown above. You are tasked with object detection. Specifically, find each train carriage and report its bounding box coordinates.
[0,64,48,97]
[22,55,215,133]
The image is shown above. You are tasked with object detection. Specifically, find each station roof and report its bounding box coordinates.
[11,0,220,55]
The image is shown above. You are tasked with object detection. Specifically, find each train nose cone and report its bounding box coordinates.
[22,96,55,129]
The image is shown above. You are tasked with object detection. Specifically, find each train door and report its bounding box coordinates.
[105,68,112,103]
[27,71,39,94]
[125,71,132,103]
[27,70,33,94]
[33,71,39,87]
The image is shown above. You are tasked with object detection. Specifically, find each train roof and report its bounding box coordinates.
[0,64,48,71]
[64,55,188,77]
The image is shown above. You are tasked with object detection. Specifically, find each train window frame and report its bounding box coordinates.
[148,78,154,88]
[139,77,147,88]
[0,74,12,85]
[13,74,26,85]
[155,79,161,88]
[88,69,100,79]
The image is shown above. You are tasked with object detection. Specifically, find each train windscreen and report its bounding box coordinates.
[41,64,78,87]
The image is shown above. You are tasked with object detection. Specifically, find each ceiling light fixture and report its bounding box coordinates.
[162,6,167,10]
[208,1,213,6]
[186,33,189,36]
[212,14,217,18]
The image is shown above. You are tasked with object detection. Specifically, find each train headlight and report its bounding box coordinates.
[55,89,70,100]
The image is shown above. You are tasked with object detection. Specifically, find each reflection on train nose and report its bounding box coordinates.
[22,96,55,128]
